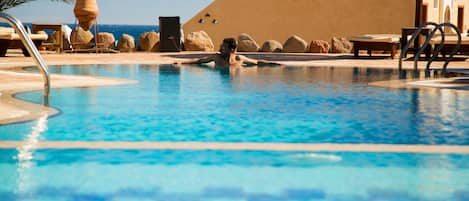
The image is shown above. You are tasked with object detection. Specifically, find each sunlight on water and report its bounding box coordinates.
[290,153,343,162]
[16,114,48,167]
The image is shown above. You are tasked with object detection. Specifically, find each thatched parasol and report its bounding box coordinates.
[73,0,98,31]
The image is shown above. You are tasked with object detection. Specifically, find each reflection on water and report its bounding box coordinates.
[15,114,48,194]
[16,114,48,166]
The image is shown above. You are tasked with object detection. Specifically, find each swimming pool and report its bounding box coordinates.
[1,64,469,201]
[1,149,469,201]
[1,64,468,144]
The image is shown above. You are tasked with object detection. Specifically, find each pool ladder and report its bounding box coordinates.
[399,22,461,77]
[0,12,50,105]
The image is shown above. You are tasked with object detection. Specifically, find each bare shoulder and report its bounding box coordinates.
[236,55,249,60]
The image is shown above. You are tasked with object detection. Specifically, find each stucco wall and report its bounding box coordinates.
[422,0,469,32]
[452,0,469,31]
[183,0,416,48]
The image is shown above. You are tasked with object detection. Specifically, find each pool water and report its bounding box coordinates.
[1,149,469,201]
[1,64,468,144]
[1,64,469,201]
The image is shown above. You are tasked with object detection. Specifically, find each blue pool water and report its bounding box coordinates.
[1,149,469,201]
[1,64,469,201]
[1,64,469,144]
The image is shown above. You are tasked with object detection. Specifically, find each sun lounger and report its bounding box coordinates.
[350,34,400,59]
[430,35,469,56]
[0,27,48,57]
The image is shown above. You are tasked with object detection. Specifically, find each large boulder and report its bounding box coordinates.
[331,37,353,53]
[70,27,94,49]
[237,33,259,52]
[309,40,330,53]
[97,32,115,49]
[153,41,160,52]
[138,32,159,52]
[283,35,308,53]
[184,31,214,51]
[259,40,283,52]
[117,34,135,52]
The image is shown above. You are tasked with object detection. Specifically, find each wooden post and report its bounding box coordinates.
[415,0,422,27]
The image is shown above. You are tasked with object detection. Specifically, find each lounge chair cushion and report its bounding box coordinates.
[350,34,400,43]
[0,26,48,41]
[0,33,48,41]
[0,27,14,34]
[430,35,469,45]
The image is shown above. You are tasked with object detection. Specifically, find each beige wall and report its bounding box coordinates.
[183,0,416,48]
[452,0,469,31]
[422,0,469,32]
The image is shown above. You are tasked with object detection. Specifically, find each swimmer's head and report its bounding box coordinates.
[220,38,237,56]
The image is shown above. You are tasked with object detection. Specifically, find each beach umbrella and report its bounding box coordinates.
[74,0,99,31]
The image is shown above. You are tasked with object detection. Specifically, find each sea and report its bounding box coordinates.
[1,22,159,46]
[72,24,160,44]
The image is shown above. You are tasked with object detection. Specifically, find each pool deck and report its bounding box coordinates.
[1,51,469,154]
[2,51,469,69]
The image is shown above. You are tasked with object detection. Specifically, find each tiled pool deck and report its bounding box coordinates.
[1,51,469,154]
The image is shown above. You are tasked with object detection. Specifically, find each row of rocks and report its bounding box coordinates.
[52,28,352,53]
[180,31,353,53]
[236,33,353,53]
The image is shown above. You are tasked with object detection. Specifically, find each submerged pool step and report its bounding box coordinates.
[0,141,469,154]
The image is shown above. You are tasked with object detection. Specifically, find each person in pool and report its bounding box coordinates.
[174,38,281,68]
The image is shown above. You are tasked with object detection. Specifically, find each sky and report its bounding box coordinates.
[6,0,213,25]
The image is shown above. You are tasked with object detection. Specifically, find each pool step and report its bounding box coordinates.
[1,141,469,154]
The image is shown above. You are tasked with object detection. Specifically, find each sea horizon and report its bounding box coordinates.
[0,22,161,45]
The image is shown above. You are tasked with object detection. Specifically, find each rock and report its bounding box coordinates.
[184,31,214,51]
[331,37,353,53]
[152,41,160,52]
[117,34,135,52]
[237,33,259,52]
[309,40,330,53]
[259,40,283,52]
[138,32,159,52]
[283,35,308,53]
[70,27,94,49]
[97,32,115,49]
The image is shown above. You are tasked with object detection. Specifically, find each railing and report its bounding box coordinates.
[0,12,50,104]
[399,21,461,77]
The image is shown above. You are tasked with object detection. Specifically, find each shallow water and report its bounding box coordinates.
[1,149,469,201]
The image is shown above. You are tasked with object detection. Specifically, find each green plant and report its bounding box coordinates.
[0,0,72,12]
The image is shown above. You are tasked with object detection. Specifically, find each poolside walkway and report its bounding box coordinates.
[0,63,137,124]
[1,51,469,70]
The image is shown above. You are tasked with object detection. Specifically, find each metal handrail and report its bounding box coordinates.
[413,23,445,71]
[0,12,50,104]
[433,23,461,76]
[399,22,442,71]
[399,21,461,77]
